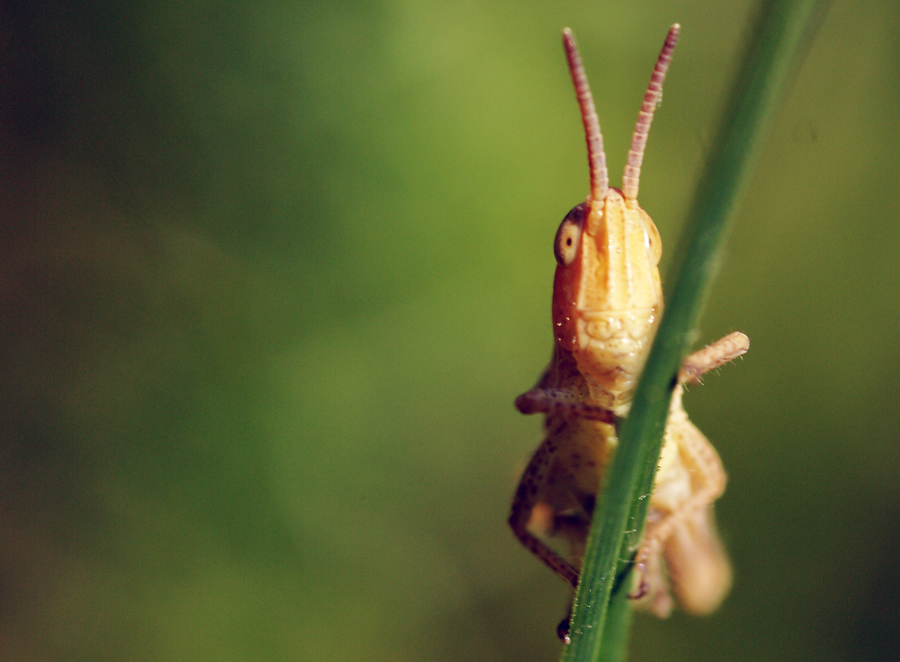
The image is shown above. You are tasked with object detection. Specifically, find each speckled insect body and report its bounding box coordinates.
[509,25,749,621]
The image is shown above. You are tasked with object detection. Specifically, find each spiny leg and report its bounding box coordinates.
[632,331,746,583]
[628,526,674,616]
[630,410,728,615]
[678,331,749,385]
[509,432,580,587]
[515,387,616,424]
[629,331,747,612]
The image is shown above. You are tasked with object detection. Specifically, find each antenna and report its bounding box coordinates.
[622,24,680,205]
[562,28,608,205]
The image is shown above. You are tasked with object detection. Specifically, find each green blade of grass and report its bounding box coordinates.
[561,1,831,660]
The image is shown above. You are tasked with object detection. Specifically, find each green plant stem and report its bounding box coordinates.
[560,1,831,661]
[595,575,634,662]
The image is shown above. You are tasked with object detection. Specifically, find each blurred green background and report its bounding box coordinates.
[1,1,898,660]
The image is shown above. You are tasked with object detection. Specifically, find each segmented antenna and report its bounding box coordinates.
[562,28,608,205]
[622,24,680,205]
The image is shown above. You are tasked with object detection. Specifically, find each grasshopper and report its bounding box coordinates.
[509,25,749,620]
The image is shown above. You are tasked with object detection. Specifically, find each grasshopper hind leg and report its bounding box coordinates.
[630,332,748,615]
[508,431,581,587]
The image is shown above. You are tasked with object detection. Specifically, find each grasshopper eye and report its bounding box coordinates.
[645,218,662,265]
[555,204,586,266]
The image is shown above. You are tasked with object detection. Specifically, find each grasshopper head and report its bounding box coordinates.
[551,27,677,413]
[551,192,663,411]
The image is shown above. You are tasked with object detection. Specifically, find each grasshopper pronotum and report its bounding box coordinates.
[509,25,749,622]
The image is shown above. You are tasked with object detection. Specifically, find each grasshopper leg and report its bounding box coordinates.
[630,332,747,615]
[509,431,581,587]
[515,388,616,425]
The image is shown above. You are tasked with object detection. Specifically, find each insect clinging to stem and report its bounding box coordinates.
[509,24,749,622]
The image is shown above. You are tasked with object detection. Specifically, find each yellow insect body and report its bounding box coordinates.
[510,25,748,619]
